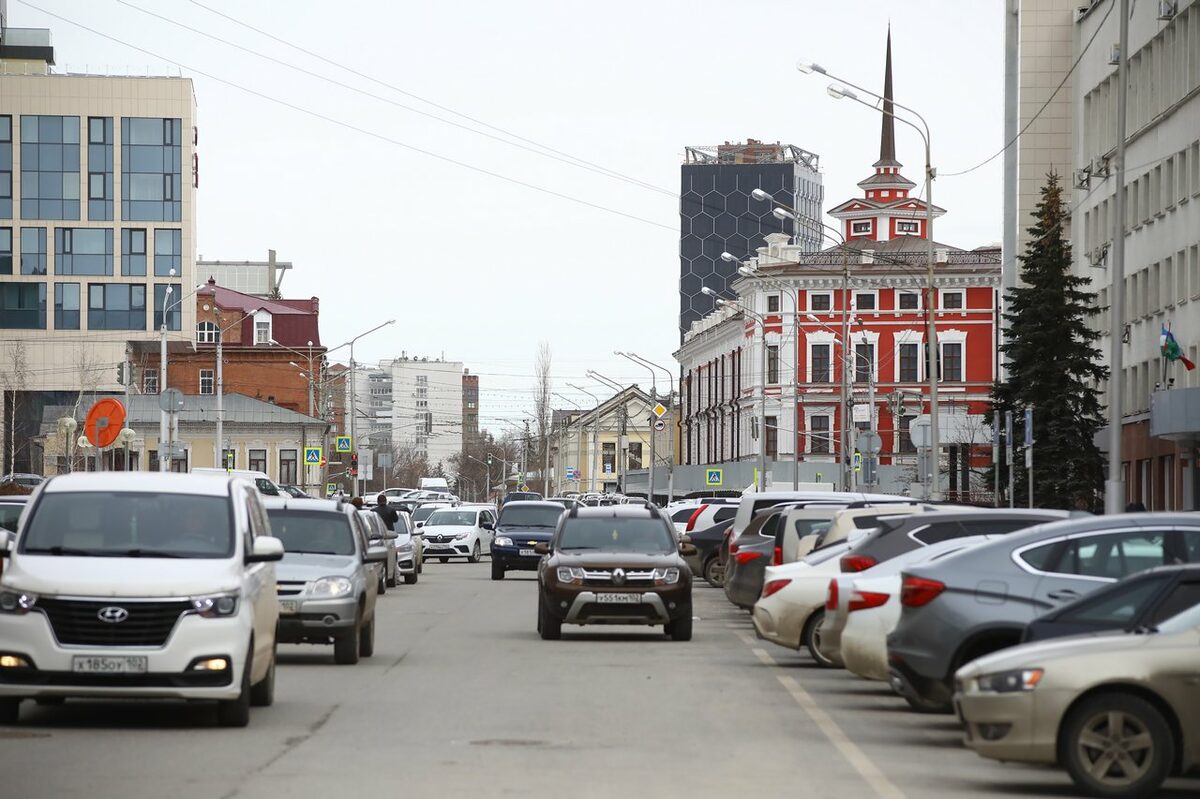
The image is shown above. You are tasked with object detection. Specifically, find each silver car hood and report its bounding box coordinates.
[277,553,360,581]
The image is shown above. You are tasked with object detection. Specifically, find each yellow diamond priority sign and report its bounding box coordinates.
[652,402,667,418]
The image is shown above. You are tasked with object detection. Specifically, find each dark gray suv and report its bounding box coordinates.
[886,513,1200,712]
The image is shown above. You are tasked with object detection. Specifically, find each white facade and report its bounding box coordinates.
[382,357,464,473]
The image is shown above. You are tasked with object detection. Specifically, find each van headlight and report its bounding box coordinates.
[0,591,38,614]
[190,594,239,618]
[310,577,353,598]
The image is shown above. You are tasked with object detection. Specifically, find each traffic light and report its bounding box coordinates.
[487,455,493,466]
[350,452,359,477]
[116,362,126,386]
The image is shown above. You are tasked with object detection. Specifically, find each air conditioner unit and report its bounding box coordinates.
[1092,157,1111,178]
[1157,0,1177,21]
[1074,166,1092,189]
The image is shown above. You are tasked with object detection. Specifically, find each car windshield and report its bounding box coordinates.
[412,506,445,522]
[254,478,280,496]
[0,503,23,532]
[557,517,674,553]
[21,492,233,558]
[498,506,563,528]
[267,509,356,556]
[427,510,477,526]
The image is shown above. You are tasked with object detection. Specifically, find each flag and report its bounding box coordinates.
[1160,326,1196,370]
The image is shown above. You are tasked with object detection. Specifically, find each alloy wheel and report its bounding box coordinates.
[1076,710,1155,787]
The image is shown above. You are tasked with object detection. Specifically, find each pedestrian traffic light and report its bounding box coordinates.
[350,452,359,477]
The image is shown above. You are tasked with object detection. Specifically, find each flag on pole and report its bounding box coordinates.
[1160,326,1196,370]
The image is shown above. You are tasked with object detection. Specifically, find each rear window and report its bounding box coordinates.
[854,513,893,529]
[498,505,564,528]
[0,503,23,532]
[267,509,356,556]
[671,507,698,523]
[558,518,674,553]
[912,519,1040,546]
[714,507,737,522]
[793,519,832,539]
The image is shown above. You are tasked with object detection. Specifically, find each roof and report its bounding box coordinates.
[875,27,900,168]
[43,471,242,497]
[198,279,322,348]
[827,196,946,216]
[38,393,326,434]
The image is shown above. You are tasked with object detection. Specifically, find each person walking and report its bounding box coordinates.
[373,495,399,531]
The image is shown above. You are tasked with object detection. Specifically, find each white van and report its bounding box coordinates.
[193,468,282,497]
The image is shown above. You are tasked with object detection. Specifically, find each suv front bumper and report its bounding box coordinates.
[543,582,691,626]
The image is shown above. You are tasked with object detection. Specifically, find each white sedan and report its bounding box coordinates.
[752,542,852,661]
[420,506,496,563]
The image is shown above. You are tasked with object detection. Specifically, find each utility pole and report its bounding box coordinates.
[216,327,224,470]
[1106,0,1130,515]
[840,243,852,491]
[647,387,657,503]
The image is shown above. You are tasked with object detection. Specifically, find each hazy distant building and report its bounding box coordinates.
[381,356,465,472]
[462,369,479,443]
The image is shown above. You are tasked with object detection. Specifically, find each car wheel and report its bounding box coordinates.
[249,648,275,708]
[703,556,723,588]
[901,689,953,714]
[358,614,375,658]
[802,610,836,668]
[538,594,561,640]
[0,698,19,724]
[404,573,418,585]
[468,541,482,564]
[1061,693,1174,799]
[666,609,693,642]
[334,611,362,665]
[377,572,387,595]
[386,569,397,588]
[216,650,252,727]
[491,559,505,580]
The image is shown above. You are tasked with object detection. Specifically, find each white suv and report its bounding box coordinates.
[0,472,284,727]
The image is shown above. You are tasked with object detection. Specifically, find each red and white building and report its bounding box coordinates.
[675,32,1001,496]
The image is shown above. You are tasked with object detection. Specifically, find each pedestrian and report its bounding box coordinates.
[1124,501,1147,513]
[373,495,399,531]
[350,496,364,510]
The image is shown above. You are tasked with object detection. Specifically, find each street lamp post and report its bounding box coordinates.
[332,320,396,496]
[587,370,628,495]
[705,287,769,491]
[158,275,205,471]
[616,352,677,504]
[614,352,659,504]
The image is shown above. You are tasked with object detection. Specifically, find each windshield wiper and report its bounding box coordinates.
[289,550,339,555]
[25,545,111,556]
[560,546,599,550]
[117,549,188,558]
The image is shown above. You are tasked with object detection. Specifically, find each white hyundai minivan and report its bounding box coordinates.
[0,472,283,727]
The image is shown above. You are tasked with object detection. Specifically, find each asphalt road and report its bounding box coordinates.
[2,561,1198,798]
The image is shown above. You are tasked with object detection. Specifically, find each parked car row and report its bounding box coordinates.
[0,472,431,728]
[698,489,1200,797]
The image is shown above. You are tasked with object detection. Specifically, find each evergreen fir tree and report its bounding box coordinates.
[992,173,1107,510]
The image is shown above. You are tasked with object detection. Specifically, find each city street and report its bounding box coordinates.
[2,561,1196,798]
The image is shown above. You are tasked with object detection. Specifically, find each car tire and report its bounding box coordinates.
[802,610,836,668]
[334,611,362,665]
[377,572,387,595]
[666,610,693,642]
[0,698,19,724]
[901,689,953,714]
[538,594,561,640]
[386,570,397,588]
[439,557,449,564]
[404,573,418,585]
[216,652,252,728]
[468,541,482,564]
[249,649,275,708]
[358,615,375,658]
[491,560,505,580]
[1061,692,1174,799]
[703,556,723,588]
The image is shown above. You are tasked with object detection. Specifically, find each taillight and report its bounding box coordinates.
[848,590,890,612]
[729,541,740,555]
[772,545,783,566]
[900,576,945,608]
[685,505,708,532]
[840,554,878,573]
[825,579,839,611]
[734,550,762,564]
[762,578,792,598]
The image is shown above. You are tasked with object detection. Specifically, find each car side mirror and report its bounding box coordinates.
[384,531,399,540]
[534,542,550,556]
[246,536,285,563]
[679,542,697,557]
[364,545,388,563]
[415,521,425,528]
[0,529,12,558]
[481,522,494,531]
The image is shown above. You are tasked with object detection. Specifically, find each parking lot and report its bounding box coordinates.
[2,560,1196,798]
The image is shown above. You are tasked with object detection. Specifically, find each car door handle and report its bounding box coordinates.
[1048,589,1081,601]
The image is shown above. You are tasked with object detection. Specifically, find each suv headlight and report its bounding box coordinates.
[556,567,585,585]
[976,668,1043,693]
[310,577,353,598]
[652,567,680,586]
[495,536,514,547]
[0,590,38,614]
[190,594,239,618]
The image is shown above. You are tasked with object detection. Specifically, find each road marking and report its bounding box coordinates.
[738,631,907,799]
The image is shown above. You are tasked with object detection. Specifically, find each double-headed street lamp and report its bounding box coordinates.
[615,351,676,503]
[329,319,396,495]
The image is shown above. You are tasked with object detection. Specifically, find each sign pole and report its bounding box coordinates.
[1005,410,1014,509]
[1025,406,1034,509]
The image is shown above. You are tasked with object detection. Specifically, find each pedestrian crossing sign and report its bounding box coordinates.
[304,446,322,465]
[335,436,352,453]
[705,468,723,487]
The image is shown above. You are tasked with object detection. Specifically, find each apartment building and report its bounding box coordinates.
[378,356,465,473]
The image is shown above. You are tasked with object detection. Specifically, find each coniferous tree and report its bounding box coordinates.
[992,173,1107,510]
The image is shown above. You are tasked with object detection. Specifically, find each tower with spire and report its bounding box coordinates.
[828,28,945,242]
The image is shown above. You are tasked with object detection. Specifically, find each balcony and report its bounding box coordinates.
[1150,387,1200,443]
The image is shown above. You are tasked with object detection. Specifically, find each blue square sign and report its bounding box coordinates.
[335,436,352,453]
[705,468,723,487]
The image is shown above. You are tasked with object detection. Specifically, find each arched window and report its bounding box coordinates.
[196,321,218,344]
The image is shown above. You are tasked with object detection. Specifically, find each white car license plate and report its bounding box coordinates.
[279,599,299,614]
[72,655,148,674]
[595,593,640,605]
[519,548,538,557]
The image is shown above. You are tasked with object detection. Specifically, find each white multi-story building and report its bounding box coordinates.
[382,356,465,473]
[0,26,197,472]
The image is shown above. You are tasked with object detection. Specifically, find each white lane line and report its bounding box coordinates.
[738,631,907,799]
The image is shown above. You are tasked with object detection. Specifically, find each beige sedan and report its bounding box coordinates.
[954,604,1200,798]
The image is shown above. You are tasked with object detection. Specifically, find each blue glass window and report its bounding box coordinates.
[0,282,46,329]
[153,228,181,276]
[0,115,11,218]
[87,117,113,221]
[20,227,47,275]
[154,282,181,331]
[19,115,81,220]
[54,282,80,329]
[122,227,147,276]
[87,283,145,330]
[0,227,11,275]
[121,118,181,222]
[55,228,113,276]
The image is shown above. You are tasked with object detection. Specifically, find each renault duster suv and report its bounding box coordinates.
[536,504,695,641]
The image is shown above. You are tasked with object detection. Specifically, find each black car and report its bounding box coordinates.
[723,506,790,609]
[490,501,566,580]
[1023,564,1200,643]
[683,519,734,587]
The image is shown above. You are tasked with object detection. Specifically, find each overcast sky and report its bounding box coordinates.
[14,0,1004,432]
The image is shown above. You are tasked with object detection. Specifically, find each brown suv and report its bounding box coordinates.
[535,504,696,641]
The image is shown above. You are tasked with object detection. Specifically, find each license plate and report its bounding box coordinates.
[519,548,538,557]
[595,593,641,604]
[279,599,299,614]
[72,655,148,674]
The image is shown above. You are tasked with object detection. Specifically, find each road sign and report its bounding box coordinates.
[653,419,666,432]
[85,398,126,448]
[325,483,337,495]
[910,417,932,449]
[853,452,863,472]
[705,468,723,487]
[304,446,322,465]
[858,431,882,455]
[652,402,668,418]
[158,387,184,414]
[335,436,352,453]
[604,463,613,474]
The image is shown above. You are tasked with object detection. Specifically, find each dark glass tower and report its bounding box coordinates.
[679,140,822,335]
